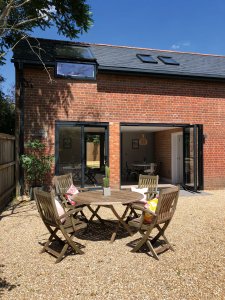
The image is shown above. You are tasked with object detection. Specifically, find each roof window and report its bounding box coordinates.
[158,56,179,65]
[137,54,158,64]
[56,62,96,80]
[55,45,95,61]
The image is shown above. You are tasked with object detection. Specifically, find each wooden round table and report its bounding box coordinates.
[75,190,142,242]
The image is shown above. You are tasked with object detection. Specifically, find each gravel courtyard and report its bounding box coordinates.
[0,190,224,300]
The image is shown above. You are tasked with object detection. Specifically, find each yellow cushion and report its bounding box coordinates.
[144,198,158,223]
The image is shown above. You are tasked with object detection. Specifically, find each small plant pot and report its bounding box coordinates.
[103,187,111,196]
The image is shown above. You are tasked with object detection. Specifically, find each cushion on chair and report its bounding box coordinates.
[55,197,66,223]
[64,184,79,206]
[143,198,158,223]
[131,187,148,203]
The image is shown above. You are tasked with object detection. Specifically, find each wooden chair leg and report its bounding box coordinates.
[55,244,69,263]
[146,240,159,260]
[131,235,148,252]
[161,233,174,251]
[151,222,170,245]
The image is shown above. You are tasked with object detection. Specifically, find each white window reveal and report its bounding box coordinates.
[56,62,96,79]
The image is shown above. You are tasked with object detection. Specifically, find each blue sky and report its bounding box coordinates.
[2,0,225,94]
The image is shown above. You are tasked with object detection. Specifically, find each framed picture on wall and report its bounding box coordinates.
[63,137,72,149]
[132,139,139,149]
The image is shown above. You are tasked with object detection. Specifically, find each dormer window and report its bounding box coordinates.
[56,62,96,80]
[55,44,96,80]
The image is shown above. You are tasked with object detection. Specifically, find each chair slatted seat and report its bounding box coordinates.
[128,186,179,260]
[34,188,87,263]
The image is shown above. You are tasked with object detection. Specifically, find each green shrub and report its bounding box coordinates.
[20,139,54,188]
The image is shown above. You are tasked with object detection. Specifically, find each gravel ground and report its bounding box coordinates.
[0,190,225,300]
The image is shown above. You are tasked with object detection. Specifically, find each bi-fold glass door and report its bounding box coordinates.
[183,124,203,192]
[55,122,108,188]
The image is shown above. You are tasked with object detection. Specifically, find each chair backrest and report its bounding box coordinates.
[34,188,60,227]
[53,173,73,195]
[155,186,179,224]
[138,174,159,193]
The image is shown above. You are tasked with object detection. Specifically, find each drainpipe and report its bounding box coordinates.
[15,61,25,196]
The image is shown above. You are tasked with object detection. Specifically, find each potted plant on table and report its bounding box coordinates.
[103,166,111,196]
[20,139,54,199]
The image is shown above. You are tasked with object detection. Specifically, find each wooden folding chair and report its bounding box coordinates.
[128,186,179,260]
[53,173,104,224]
[34,188,87,263]
[127,175,159,219]
[138,174,159,198]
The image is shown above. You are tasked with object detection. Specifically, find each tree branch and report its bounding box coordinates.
[25,37,54,84]
[0,0,14,36]
[12,0,31,9]
[12,15,46,28]
[0,33,26,58]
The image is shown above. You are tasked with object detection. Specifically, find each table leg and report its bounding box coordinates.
[87,205,104,225]
[110,205,133,243]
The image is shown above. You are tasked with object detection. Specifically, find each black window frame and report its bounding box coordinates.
[158,56,180,65]
[136,54,158,64]
[55,61,97,80]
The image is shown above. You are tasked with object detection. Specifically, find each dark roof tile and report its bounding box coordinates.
[12,37,225,80]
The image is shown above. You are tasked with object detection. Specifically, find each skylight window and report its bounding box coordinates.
[158,56,179,65]
[55,45,95,60]
[137,54,158,64]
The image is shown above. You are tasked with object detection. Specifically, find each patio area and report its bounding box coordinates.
[0,190,224,299]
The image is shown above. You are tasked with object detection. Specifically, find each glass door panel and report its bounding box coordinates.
[183,125,203,192]
[58,126,82,185]
[84,127,107,187]
[56,123,108,188]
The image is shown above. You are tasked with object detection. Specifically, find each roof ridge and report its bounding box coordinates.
[90,42,225,58]
[24,37,225,58]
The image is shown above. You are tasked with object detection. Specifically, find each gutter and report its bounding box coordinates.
[97,66,225,82]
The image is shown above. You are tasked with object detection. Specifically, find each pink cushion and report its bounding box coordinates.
[64,184,79,206]
[54,198,66,223]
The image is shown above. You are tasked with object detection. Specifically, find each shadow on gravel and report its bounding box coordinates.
[0,201,38,221]
[75,220,131,241]
[0,264,20,297]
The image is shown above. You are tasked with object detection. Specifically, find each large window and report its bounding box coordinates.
[56,62,96,79]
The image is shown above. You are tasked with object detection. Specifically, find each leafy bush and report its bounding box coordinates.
[20,139,54,188]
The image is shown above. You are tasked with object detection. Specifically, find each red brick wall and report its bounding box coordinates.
[21,66,225,189]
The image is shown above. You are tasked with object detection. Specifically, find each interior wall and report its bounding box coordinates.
[122,132,154,170]
[154,128,182,180]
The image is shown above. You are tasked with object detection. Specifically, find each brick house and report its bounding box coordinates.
[13,38,225,191]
